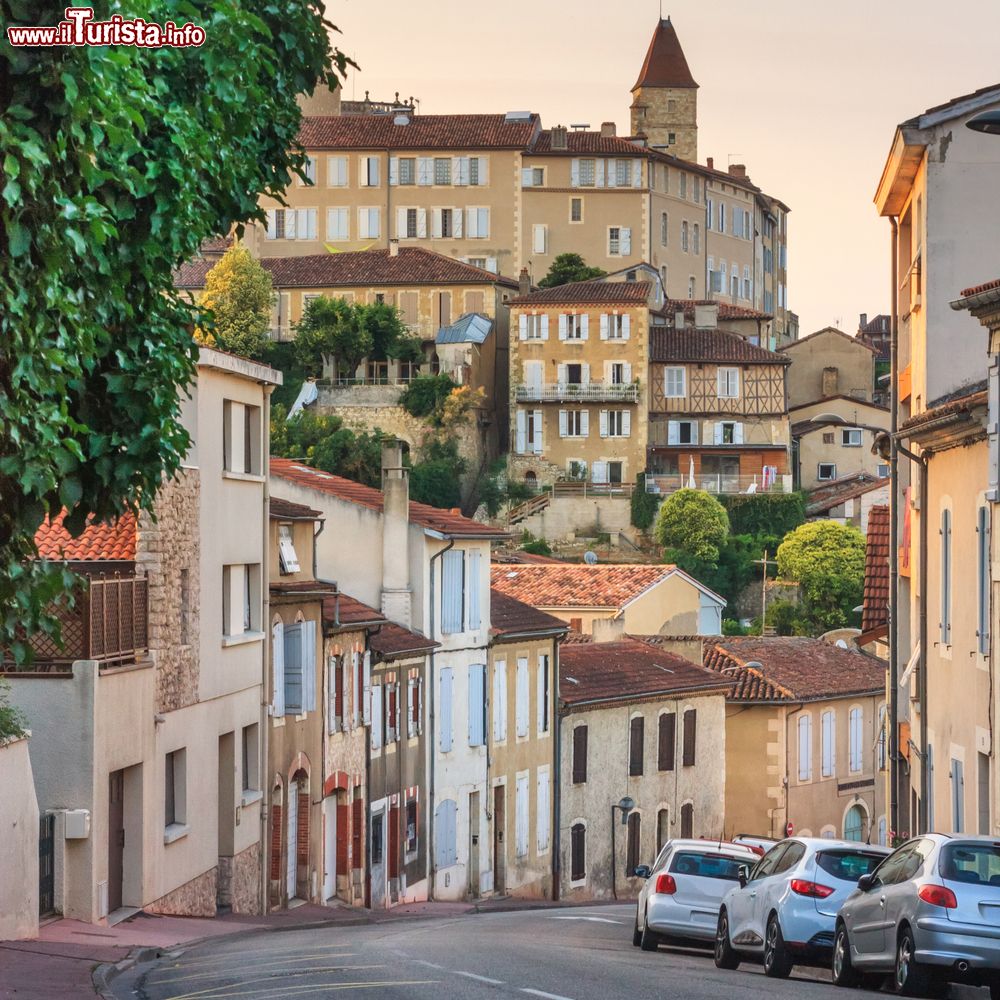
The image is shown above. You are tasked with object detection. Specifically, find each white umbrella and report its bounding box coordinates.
[687,455,696,489]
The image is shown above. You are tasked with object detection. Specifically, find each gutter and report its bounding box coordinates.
[552,639,561,901]
[887,215,900,841]
[260,383,274,916]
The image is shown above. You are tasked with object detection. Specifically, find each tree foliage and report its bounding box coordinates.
[537,253,607,288]
[0,678,28,742]
[776,520,866,632]
[721,492,805,539]
[630,473,659,530]
[408,439,465,509]
[196,245,274,359]
[399,374,457,420]
[1,1,347,658]
[294,296,364,377]
[654,489,730,564]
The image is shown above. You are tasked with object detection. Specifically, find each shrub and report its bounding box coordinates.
[630,473,659,531]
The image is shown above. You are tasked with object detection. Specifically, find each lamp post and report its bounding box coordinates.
[610,795,635,900]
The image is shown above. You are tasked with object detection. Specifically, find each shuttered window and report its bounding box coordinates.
[283,622,303,714]
[468,664,486,747]
[441,549,465,634]
[628,716,644,776]
[536,768,550,852]
[941,507,952,645]
[978,505,990,655]
[682,708,697,766]
[821,710,835,777]
[271,620,285,716]
[515,657,529,737]
[515,773,529,857]
[680,802,693,838]
[572,725,588,784]
[570,823,586,881]
[849,707,863,773]
[371,683,383,750]
[434,799,457,868]
[439,667,453,752]
[537,654,550,733]
[798,714,812,780]
[658,712,676,771]
[467,550,481,630]
[626,812,641,875]
[493,660,507,741]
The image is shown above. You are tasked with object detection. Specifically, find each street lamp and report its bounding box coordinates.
[610,796,636,899]
[967,110,1000,135]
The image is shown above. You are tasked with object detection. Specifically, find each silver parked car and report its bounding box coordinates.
[715,837,890,977]
[833,834,1000,997]
[632,839,760,951]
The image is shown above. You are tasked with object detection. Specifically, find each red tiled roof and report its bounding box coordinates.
[34,511,137,562]
[200,235,232,254]
[491,563,695,610]
[490,590,568,639]
[632,18,698,90]
[665,299,772,322]
[788,394,889,415]
[560,639,727,706]
[904,83,1000,125]
[510,280,651,307]
[323,593,386,631]
[369,621,438,659]
[271,579,338,598]
[959,278,1000,298]
[862,506,890,638]
[529,130,649,156]
[898,382,988,433]
[649,327,791,365]
[298,113,541,151]
[270,458,507,539]
[270,496,323,520]
[806,475,889,515]
[175,248,517,291]
[700,637,886,703]
[492,551,564,565]
[783,326,877,354]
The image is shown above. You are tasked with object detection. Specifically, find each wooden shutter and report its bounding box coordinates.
[680,802,693,838]
[620,228,631,255]
[658,712,676,771]
[333,656,344,730]
[536,769,550,852]
[352,797,363,870]
[580,410,590,437]
[626,812,641,874]
[265,208,276,240]
[633,159,642,187]
[515,658,529,737]
[452,209,463,238]
[516,409,527,453]
[558,410,568,437]
[572,725,588,783]
[622,411,631,437]
[536,655,548,733]
[532,409,543,455]
[580,315,589,340]
[521,167,535,187]
[599,410,609,438]
[302,621,317,712]
[431,208,442,238]
[629,716,644,776]
[439,667,453,752]
[600,314,609,340]
[570,159,580,186]
[468,549,481,629]
[515,774,529,857]
[518,314,528,340]
[388,804,400,879]
[272,620,285,716]
[441,549,464,633]
[682,708,697,766]
[371,684,383,750]
[283,622,303,715]
[622,314,631,339]
[822,711,834,777]
[468,663,485,747]
[558,314,568,340]
[798,714,811,779]
[396,207,407,238]
[493,660,506,742]
[571,824,586,879]
[540,315,549,340]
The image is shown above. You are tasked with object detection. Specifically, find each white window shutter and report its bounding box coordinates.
[371,684,383,750]
[621,227,632,255]
[516,659,529,737]
[265,208,276,240]
[559,410,568,437]
[600,314,609,340]
[357,208,367,240]
[302,620,317,711]
[418,157,432,186]
[536,660,546,732]
[580,411,589,436]
[623,362,632,382]
[595,159,606,187]
[622,314,631,340]
[606,161,617,188]
[417,208,427,238]
[521,167,534,188]
[519,314,528,341]
[557,364,568,388]
[453,209,463,238]
[537,770,550,852]
[571,159,580,186]
[581,363,590,385]
[691,422,699,445]
[533,224,546,254]
[468,664,485,746]
[558,315,568,340]
[734,423,744,444]
[592,461,608,484]
[580,314,589,340]
[478,207,489,238]
[485,256,497,273]
[468,549,481,630]
[633,160,642,188]
[362,650,372,724]
[622,411,631,437]
[714,422,723,445]
[431,208,442,239]
[493,661,506,742]
[668,421,679,445]
[532,410,543,454]
[284,209,297,240]
[389,156,399,185]
[516,409,527,453]
[396,208,407,238]
[453,156,466,186]
[477,157,488,184]
[540,315,549,340]
[599,410,609,438]
[466,207,477,238]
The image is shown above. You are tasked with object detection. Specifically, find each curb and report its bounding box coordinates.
[92,946,162,1000]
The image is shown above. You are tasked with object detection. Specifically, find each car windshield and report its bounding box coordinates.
[669,851,746,881]
[941,844,1000,886]
[816,850,886,882]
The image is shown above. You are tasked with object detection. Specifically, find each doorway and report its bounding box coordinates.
[108,770,125,913]
[217,732,235,908]
[493,786,506,896]
[286,779,298,902]
[323,797,337,902]
[468,791,481,898]
[370,808,386,908]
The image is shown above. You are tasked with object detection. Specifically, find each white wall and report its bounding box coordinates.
[0,736,40,940]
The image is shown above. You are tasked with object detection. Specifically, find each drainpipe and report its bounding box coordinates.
[426,538,455,900]
[551,640,561,901]
[888,216,900,840]
[896,438,929,833]
[260,382,274,916]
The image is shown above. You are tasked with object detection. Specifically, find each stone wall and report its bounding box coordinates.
[631,87,697,162]
[147,865,217,917]
[136,469,201,714]
[515,495,634,544]
[225,842,262,915]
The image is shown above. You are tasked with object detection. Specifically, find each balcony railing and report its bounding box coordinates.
[645,473,792,496]
[269,325,295,343]
[5,575,149,668]
[516,382,639,403]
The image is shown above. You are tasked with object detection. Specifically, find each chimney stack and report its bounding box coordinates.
[592,617,626,644]
[674,309,687,329]
[551,125,568,150]
[380,439,412,627]
[859,312,868,330]
[706,156,714,171]
[518,267,531,297]
[600,121,617,138]
[389,238,399,257]
[728,163,747,179]
[694,303,719,329]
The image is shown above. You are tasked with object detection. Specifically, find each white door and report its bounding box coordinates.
[286,781,299,901]
[323,797,336,901]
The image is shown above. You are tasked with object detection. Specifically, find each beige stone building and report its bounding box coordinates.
[783,326,877,408]
[487,592,567,899]
[558,634,729,900]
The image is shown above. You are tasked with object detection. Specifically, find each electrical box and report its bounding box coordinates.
[64,809,91,839]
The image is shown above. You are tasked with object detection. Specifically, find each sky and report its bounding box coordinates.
[325,0,1000,334]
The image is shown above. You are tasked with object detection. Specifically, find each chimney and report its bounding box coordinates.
[518,267,531,297]
[859,312,868,331]
[600,121,617,138]
[674,309,687,329]
[388,238,399,257]
[822,366,840,398]
[728,163,747,179]
[694,303,719,329]
[380,439,412,627]
[592,617,626,644]
[551,125,568,150]
[706,156,714,171]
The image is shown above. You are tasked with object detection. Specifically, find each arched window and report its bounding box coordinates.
[626,812,642,875]
[570,822,586,881]
[844,804,865,842]
[524,470,538,490]
[680,802,694,838]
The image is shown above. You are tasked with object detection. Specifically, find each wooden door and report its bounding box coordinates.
[493,785,506,896]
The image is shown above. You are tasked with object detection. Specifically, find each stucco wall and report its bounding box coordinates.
[783,330,875,408]
[0,736,40,940]
[514,495,633,543]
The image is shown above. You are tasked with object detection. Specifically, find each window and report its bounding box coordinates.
[844,805,865,842]
[679,173,687,198]
[681,220,689,252]
[223,400,261,475]
[821,710,835,778]
[360,156,380,187]
[798,714,812,780]
[629,716,644,776]
[493,660,507,742]
[570,197,583,223]
[468,156,485,186]
[692,223,700,254]
[877,705,887,771]
[402,207,418,239]
[561,313,587,340]
[222,563,260,638]
[667,419,697,445]
[742,265,751,300]
[951,759,965,833]
[718,201,726,233]
[849,707,863,773]
[571,823,586,881]
[520,313,548,341]
[537,654,550,733]
[434,799,458,868]
[693,177,701,202]
[559,409,588,438]
[516,408,543,455]
[515,657,529,738]
[978,505,990,655]
[298,155,316,185]
[440,208,455,238]
[468,663,486,747]
[842,428,863,447]
[241,724,259,793]
[398,157,416,185]
[626,812,641,875]
[719,421,739,445]
[603,313,629,340]
[657,809,671,853]
[658,712,676,771]
[522,166,544,187]
[406,798,418,853]
[281,620,317,716]
[536,768,551,852]
[707,197,714,230]
[822,432,835,445]
[660,212,668,246]
[165,748,186,830]
[329,655,345,733]
[327,207,349,241]
[572,725,588,784]
[407,674,422,738]
[532,223,548,255]
[277,524,299,574]
[941,508,952,644]
[609,362,630,385]
[441,549,465,634]
[818,463,837,481]
[358,207,380,239]
[688,276,696,298]
[608,227,621,256]
[682,709,696,766]
[602,409,630,438]
[667,131,676,145]
[878,463,890,478]
[614,159,631,187]
[577,158,596,186]
[433,157,451,185]
[327,155,348,187]
[515,773,529,857]
[465,207,489,238]
[717,367,740,399]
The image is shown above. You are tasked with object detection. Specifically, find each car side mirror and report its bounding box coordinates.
[738,864,749,889]
[857,873,877,891]
[633,865,652,879]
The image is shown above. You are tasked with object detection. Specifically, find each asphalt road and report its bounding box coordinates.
[112,904,987,1000]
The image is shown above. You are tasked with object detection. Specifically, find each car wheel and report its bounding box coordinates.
[632,913,642,947]
[894,927,931,997]
[640,909,659,952]
[831,923,861,988]
[763,914,793,979]
[714,910,740,971]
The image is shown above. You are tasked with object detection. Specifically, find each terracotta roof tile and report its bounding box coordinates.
[632,18,698,90]
[270,496,323,520]
[490,590,568,639]
[34,510,137,562]
[270,579,338,597]
[665,299,772,322]
[510,280,652,308]
[369,621,438,659]
[529,131,650,156]
[649,327,791,365]
[960,278,1000,298]
[898,383,988,433]
[492,551,564,565]
[782,326,877,355]
[560,639,727,706]
[270,458,507,539]
[491,563,686,610]
[806,474,889,515]
[322,593,386,631]
[862,506,890,637]
[298,113,541,151]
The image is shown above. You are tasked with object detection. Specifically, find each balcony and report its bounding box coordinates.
[516,382,639,403]
[4,575,149,669]
[645,473,792,496]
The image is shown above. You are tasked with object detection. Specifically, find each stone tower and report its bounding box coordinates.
[629,17,698,162]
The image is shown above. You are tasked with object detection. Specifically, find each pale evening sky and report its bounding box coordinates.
[326,0,1000,335]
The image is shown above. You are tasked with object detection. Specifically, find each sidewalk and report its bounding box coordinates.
[0,901,474,1000]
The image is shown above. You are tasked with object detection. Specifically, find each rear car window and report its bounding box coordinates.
[669,852,746,881]
[816,851,886,882]
[941,844,1000,886]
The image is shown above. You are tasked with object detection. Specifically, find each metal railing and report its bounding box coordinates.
[645,474,791,496]
[515,382,639,403]
[269,325,295,342]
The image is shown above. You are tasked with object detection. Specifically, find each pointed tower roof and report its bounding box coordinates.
[632,17,698,91]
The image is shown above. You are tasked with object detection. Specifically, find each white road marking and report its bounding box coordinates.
[414,959,446,970]
[521,990,575,1000]
[548,915,623,924]
[455,971,505,985]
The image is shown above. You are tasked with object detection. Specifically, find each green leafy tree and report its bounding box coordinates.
[0,678,28,742]
[630,473,659,530]
[776,520,866,632]
[537,253,607,288]
[197,245,274,359]
[360,302,416,362]
[2,1,347,660]
[399,374,458,421]
[293,296,360,377]
[409,439,465,509]
[654,489,730,565]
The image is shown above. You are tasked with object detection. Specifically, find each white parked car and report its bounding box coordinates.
[632,839,760,951]
[715,837,891,977]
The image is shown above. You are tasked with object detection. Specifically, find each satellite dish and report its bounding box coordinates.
[836,639,849,649]
[583,551,598,565]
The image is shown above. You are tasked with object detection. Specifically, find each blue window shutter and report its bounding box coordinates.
[434,799,457,868]
[441,550,464,633]
[439,667,453,752]
[468,664,485,746]
[283,623,303,715]
[468,550,481,629]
